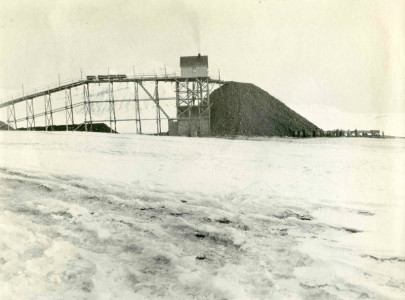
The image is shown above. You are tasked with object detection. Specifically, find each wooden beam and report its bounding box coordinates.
[138,82,170,119]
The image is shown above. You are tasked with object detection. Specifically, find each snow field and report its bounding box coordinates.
[0,132,404,299]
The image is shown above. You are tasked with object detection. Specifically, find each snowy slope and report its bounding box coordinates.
[290,104,405,137]
[0,132,404,299]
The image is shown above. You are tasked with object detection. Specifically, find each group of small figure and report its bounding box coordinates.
[293,129,384,138]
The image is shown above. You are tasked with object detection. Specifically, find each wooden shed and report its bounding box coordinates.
[180,54,208,77]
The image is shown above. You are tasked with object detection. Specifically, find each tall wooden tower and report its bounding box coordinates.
[172,54,210,136]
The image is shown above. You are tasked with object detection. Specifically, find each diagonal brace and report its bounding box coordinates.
[138,82,169,119]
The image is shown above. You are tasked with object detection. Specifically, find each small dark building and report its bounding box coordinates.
[180,54,208,77]
[168,119,179,136]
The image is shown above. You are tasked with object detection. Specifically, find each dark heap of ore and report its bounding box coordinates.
[210,82,320,137]
[0,121,13,130]
[15,123,117,133]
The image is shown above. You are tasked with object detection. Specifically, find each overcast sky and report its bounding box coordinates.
[0,0,404,114]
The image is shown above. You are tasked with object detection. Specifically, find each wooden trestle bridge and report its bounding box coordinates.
[0,74,225,136]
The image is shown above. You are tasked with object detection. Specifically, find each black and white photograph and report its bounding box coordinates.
[0,0,404,299]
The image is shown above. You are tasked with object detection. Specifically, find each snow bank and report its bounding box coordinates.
[0,132,404,299]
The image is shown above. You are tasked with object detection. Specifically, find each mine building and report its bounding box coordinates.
[180,54,208,77]
[169,54,211,137]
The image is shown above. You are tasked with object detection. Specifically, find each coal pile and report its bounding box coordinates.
[210,82,320,137]
[16,123,117,133]
[0,121,13,130]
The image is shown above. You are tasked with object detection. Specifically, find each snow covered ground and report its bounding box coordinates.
[0,131,404,299]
